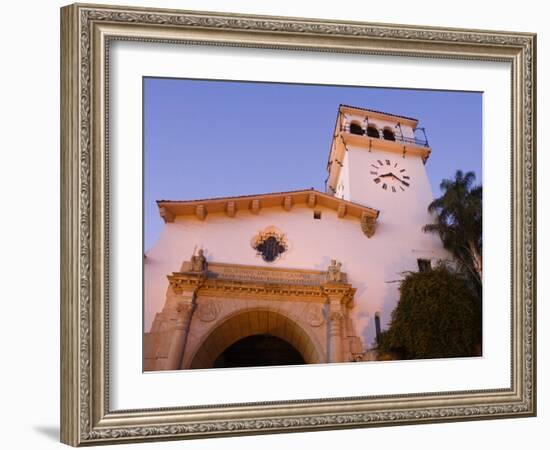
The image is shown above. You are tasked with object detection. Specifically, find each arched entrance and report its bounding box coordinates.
[187,309,322,369]
[144,260,366,371]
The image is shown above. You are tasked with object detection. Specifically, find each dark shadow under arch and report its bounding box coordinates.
[366,125,380,138]
[349,122,364,135]
[383,128,396,141]
[213,334,305,368]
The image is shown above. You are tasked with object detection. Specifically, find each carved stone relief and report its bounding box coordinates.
[197,299,220,322]
[306,304,325,327]
[360,214,376,238]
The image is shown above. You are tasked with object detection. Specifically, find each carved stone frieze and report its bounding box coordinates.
[321,284,356,307]
[168,261,355,301]
[166,263,357,301]
[199,279,327,300]
[207,261,326,285]
[168,272,205,295]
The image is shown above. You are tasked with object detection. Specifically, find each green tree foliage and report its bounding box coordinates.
[423,170,482,294]
[377,266,481,359]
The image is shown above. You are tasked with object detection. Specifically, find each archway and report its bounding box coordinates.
[366,125,380,138]
[382,128,396,141]
[187,309,322,369]
[349,122,364,135]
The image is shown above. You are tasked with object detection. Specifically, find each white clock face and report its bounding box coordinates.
[370,158,411,193]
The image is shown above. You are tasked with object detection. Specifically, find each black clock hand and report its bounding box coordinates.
[388,173,409,186]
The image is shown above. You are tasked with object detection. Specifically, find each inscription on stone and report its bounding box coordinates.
[206,264,327,286]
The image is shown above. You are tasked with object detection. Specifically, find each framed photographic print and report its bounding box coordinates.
[60,3,536,446]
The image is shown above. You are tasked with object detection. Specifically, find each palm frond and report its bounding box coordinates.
[423,169,482,290]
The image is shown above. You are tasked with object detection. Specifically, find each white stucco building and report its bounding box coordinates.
[144,104,449,371]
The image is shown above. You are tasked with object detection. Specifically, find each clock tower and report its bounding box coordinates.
[326,104,434,220]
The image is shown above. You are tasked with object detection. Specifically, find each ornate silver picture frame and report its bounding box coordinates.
[60,3,536,446]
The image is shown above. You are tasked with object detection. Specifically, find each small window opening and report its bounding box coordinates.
[366,126,380,138]
[417,258,431,272]
[349,123,364,135]
[254,236,287,263]
[383,128,396,141]
[313,210,322,220]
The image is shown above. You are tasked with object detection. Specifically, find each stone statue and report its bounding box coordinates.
[190,248,207,273]
[326,259,343,283]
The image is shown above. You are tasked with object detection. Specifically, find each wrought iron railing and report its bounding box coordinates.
[343,125,429,148]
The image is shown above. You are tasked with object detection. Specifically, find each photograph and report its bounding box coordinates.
[58,3,536,445]
[142,78,483,371]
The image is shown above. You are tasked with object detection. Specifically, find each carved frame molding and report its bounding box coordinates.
[60,3,536,446]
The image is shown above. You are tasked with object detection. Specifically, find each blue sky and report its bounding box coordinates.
[144,78,482,251]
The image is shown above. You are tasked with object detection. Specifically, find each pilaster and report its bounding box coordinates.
[322,283,356,363]
[144,273,203,370]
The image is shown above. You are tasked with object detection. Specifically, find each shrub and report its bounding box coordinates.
[377,266,481,359]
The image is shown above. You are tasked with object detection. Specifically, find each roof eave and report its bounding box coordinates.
[157,189,378,223]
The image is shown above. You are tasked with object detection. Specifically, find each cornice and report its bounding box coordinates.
[167,262,356,303]
[340,105,419,127]
[157,189,379,223]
